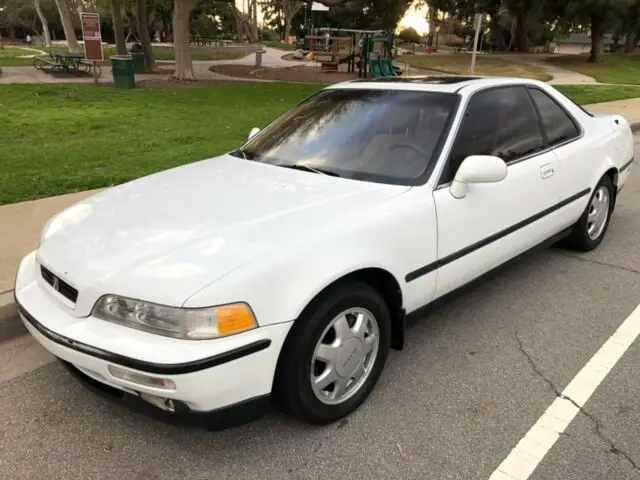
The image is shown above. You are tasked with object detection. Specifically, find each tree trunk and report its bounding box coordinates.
[136,0,155,71]
[172,0,198,80]
[428,6,436,47]
[284,19,292,43]
[588,14,604,63]
[251,0,258,42]
[625,32,636,53]
[110,0,127,55]
[34,0,52,47]
[233,6,246,42]
[283,1,303,44]
[514,11,528,52]
[54,0,79,50]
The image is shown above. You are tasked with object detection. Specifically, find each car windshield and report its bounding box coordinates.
[232,88,459,185]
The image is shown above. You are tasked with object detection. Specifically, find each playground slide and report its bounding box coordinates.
[368,57,383,77]
[379,58,396,77]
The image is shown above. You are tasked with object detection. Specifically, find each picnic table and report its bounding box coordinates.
[33,51,102,77]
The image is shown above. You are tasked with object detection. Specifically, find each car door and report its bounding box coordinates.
[526,86,593,228]
[430,85,565,299]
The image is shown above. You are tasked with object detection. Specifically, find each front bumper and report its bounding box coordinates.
[15,252,293,429]
[59,358,271,430]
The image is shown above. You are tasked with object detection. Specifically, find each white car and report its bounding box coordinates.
[15,75,634,429]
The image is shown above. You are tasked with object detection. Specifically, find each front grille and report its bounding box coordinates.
[40,265,79,303]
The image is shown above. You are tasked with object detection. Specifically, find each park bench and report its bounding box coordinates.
[33,54,65,73]
[33,52,102,77]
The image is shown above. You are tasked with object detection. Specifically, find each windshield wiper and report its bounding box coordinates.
[278,164,341,177]
[231,148,255,160]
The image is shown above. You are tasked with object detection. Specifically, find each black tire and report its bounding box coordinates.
[564,175,615,252]
[273,280,391,425]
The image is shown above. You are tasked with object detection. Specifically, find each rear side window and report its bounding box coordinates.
[528,88,580,146]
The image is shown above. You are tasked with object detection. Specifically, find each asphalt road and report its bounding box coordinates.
[1,146,640,480]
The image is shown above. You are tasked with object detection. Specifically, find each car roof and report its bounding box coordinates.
[326,75,547,95]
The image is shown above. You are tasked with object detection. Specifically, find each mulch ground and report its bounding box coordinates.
[209,64,360,84]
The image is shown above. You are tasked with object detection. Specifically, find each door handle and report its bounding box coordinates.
[540,163,554,179]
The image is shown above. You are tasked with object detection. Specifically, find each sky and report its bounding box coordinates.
[234,0,430,35]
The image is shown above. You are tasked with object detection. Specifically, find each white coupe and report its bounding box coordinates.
[15,75,634,429]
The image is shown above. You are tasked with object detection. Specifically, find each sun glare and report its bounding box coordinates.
[396,1,429,35]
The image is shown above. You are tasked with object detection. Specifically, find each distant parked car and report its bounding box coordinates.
[15,75,634,429]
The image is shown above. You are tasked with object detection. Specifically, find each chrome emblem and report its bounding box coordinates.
[52,276,60,291]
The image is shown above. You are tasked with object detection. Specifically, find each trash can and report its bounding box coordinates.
[129,43,146,73]
[255,46,267,68]
[110,55,135,89]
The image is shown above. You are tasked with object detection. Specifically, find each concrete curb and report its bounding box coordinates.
[0,293,24,344]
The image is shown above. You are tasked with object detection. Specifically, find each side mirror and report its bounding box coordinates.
[248,127,261,140]
[450,155,507,199]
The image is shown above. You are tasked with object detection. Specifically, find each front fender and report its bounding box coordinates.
[183,188,438,327]
[184,233,406,327]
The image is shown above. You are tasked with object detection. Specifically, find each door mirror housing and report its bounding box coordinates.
[248,127,261,140]
[450,155,507,199]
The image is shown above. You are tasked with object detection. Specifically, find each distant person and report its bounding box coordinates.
[26,34,32,45]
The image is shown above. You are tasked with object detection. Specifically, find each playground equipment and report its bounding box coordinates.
[304,27,401,78]
[360,33,402,78]
[307,34,356,73]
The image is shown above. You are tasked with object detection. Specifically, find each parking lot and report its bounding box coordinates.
[1,146,639,480]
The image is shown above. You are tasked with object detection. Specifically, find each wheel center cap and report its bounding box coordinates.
[336,338,363,377]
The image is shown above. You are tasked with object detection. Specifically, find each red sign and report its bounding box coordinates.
[80,12,103,61]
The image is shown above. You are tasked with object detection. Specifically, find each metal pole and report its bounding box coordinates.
[470,13,482,74]
[0,7,4,49]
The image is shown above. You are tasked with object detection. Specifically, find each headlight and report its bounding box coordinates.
[92,295,257,340]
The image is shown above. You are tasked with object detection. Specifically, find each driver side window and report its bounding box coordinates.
[441,86,545,184]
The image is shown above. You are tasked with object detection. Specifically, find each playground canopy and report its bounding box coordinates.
[311,2,330,11]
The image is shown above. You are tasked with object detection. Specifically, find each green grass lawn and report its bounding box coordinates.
[1,82,638,206]
[0,83,322,205]
[0,47,40,66]
[555,85,640,105]
[1,45,251,67]
[262,40,296,51]
[399,54,554,81]
[547,53,640,84]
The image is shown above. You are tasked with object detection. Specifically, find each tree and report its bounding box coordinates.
[135,0,153,69]
[398,26,421,43]
[617,0,640,52]
[322,0,413,32]
[34,0,52,46]
[555,0,633,63]
[33,0,51,47]
[282,0,303,42]
[172,0,199,80]
[110,0,126,54]
[53,0,79,50]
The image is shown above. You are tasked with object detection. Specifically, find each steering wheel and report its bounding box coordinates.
[389,141,428,158]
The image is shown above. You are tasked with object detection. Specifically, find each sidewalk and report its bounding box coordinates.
[498,54,598,85]
[1,98,640,341]
[0,189,102,296]
[0,48,307,85]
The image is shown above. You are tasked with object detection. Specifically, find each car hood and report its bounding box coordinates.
[37,154,408,314]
